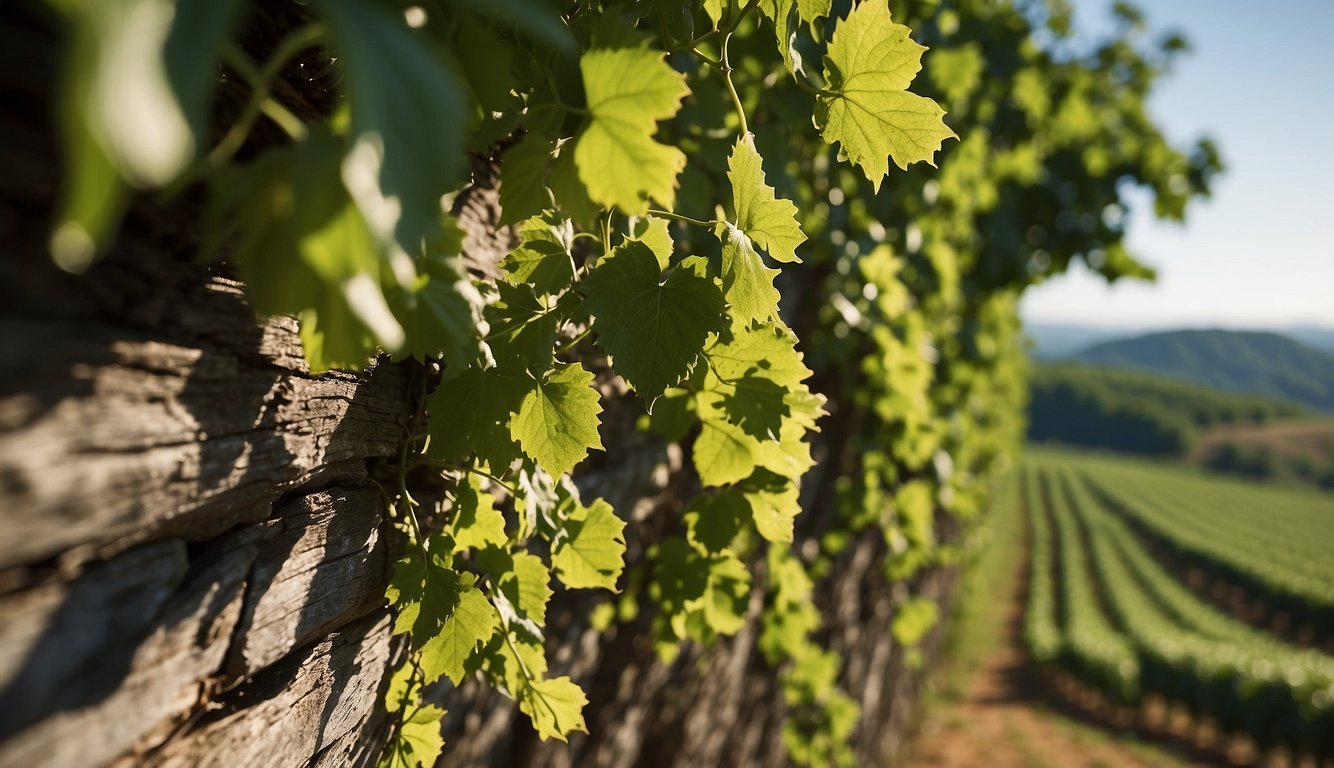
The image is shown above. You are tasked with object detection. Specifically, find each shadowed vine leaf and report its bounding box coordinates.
[581,242,726,404]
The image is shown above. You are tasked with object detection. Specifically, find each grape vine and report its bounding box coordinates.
[45,0,1218,764]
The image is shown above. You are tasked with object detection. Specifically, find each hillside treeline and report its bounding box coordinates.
[1027,363,1305,457]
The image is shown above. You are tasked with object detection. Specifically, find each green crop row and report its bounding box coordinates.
[1021,453,1334,759]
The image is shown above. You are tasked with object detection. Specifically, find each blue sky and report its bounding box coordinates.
[1019,0,1334,329]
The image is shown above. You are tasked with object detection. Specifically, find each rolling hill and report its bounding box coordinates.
[1027,362,1307,456]
[1074,329,1334,412]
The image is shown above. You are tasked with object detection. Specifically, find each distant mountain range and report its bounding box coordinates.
[1057,329,1334,413]
[1026,323,1334,359]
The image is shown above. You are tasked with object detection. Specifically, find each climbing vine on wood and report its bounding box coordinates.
[45,0,1218,764]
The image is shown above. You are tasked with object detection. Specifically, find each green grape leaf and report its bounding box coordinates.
[719,225,781,325]
[500,216,577,296]
[575,48,690,214]
[420,581,499,685]
[581,242,725,404]
[383,703,446,768]
[702,0,726,28]
[696,323,825,483]
[210,140,447,374]
[756,0,801,74]
[646,387,695,442]
[52,0,242,264]
[512,363,604,477]
[627,215,675,270]
[500,139,557,226]
[817,0,956,190]
[518,676,589,742]
[719,373,790,440]
[482,626,546,690]
[650,537,709,612]
[166,0,248,139]
[928,44,984,107]
[753,402,821,480]
[705,321,813,389]
[729,134,805,264]
[551,498,627,590]
[219,130,403,371]
[446,476,508,551]
[796,0,832,23]
[548,145,603,227]
[427,366,532,472]
[701,551,751,635]
[684,490,749,554]
[890,597,938,647]
[386,551,425,614]
[484,282,560,374]
[692,398,763,487]
[389,249,484,368]
[317,0,466,253]
[742,473,801,543]
[390,549,462,646]
[479,549,552,633]
[384,658,420,714]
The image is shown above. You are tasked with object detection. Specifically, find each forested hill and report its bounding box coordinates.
[1027,363,1306,456]
[1074,329,1334,412]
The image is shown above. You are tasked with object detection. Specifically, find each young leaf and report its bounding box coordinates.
[500,216,577,296]
[446,476,508,551]
[692,397,764,487]
[575,48,690,214]
[719,225,781,325]
[518,676,589,742]
[626,216,676,270]
[742,473,801,543]
[729,134,805,264]
[512,363,604,477]
[479,549,553,632]
[551,498,627,590]
[817,0,956,190]
[420,582,499,685]
[383,703,446,768]
[581,242,726,404]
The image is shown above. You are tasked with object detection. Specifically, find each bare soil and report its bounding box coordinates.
[907,560,1250,768]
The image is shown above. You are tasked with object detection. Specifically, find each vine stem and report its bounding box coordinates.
[438,462,523,498]
[721,32,749,136]
[646,208,718,228]
[164,24,325,201]
[556,326,593,354]
[547,73,588,115]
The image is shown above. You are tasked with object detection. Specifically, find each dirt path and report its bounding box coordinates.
[910,612,1175,767]
[907,562,1222,768]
